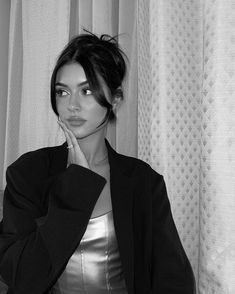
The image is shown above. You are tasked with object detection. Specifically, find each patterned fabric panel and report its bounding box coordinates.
[199,1,235,293]
[138,0,201,282]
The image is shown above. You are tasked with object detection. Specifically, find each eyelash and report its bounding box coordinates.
[55,87,92,97]
[55,89,69,97]
[81,88,92,95]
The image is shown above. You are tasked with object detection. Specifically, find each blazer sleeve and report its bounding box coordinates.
[0,153,106,294]
[150,170,196,294]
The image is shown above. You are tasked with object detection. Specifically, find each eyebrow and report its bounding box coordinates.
[55,81,89,88]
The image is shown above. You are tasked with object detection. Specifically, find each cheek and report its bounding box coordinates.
[84,99,106,117]
[92,105,107,120]
[56,99,67,115]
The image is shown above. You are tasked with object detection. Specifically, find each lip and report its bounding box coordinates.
[67,117,86,126]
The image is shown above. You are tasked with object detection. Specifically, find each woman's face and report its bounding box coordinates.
[55,62,109,140]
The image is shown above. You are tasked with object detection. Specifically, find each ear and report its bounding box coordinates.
[112,96,122,110]
[112,87,123,110]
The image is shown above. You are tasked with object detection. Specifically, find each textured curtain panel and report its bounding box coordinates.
[199,1,235,293]
[138,0,235,293]
[138,0,202,286]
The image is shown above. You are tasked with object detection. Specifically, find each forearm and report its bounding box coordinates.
[0,164,106,294]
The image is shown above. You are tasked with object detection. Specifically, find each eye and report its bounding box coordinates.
[81,87,92,96]
[55,89,69,97]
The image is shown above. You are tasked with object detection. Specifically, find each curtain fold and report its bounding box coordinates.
[19,0,71,152]
[116,0,138,156]
[199,1,235,293]
[0,0,10,191]
[2,0,71,187]
[3,0,23,188]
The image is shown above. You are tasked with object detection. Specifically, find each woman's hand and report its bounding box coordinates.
[57,119,90,169]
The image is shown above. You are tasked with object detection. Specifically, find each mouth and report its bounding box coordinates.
[67,117,87,126]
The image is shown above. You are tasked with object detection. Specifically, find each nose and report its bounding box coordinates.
[67,92,81,112]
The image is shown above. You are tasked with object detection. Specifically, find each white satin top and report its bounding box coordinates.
[52,210,128,294]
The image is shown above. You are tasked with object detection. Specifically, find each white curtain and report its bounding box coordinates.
[0,0,10,195]
[199,1,235,293]
[2,0,71,188]
[138,0,235,293]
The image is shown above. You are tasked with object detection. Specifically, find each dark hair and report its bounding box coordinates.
[50,32,127,121]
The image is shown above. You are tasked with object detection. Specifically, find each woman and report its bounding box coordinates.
[0,33,195,294]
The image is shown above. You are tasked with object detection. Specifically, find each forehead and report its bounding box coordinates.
[56,63,86,84]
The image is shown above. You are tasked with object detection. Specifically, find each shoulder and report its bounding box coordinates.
[10,147,49,168]
[9,146,53,170]
[5,145,66,208]
[6,144,65,182]
[116,153,168,212]
[119,155,169,207]
[115,151,163,182]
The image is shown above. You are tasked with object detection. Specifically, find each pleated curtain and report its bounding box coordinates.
[2,0,71,187]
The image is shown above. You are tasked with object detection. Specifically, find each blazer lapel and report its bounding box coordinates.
[106,140,134,294]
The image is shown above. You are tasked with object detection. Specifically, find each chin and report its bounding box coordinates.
[71,131,88,140]
[74,127,105,141]
[70,128,95,140]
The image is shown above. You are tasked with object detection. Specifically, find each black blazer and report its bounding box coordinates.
[0,140,195,294]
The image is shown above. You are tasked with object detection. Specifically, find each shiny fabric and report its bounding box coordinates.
[52,211,128,294]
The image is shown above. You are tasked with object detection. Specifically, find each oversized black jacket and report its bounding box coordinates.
[0,139,195,294]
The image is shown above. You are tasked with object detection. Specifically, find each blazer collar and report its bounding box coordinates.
[49,139,132,177]
[49,139,134,293]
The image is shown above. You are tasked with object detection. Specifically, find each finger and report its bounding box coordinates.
[61,124,88,163]
[62,127,75,165]
[58,120,75,141]
[59,121,81,150]
[58,121,89,168]
[65,128,80,150]
[58,121,73,148]
[58,120,88,163]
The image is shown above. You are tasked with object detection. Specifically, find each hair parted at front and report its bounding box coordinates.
[50,31,127,122]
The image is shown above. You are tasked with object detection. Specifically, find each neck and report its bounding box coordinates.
[77,127,108,166]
